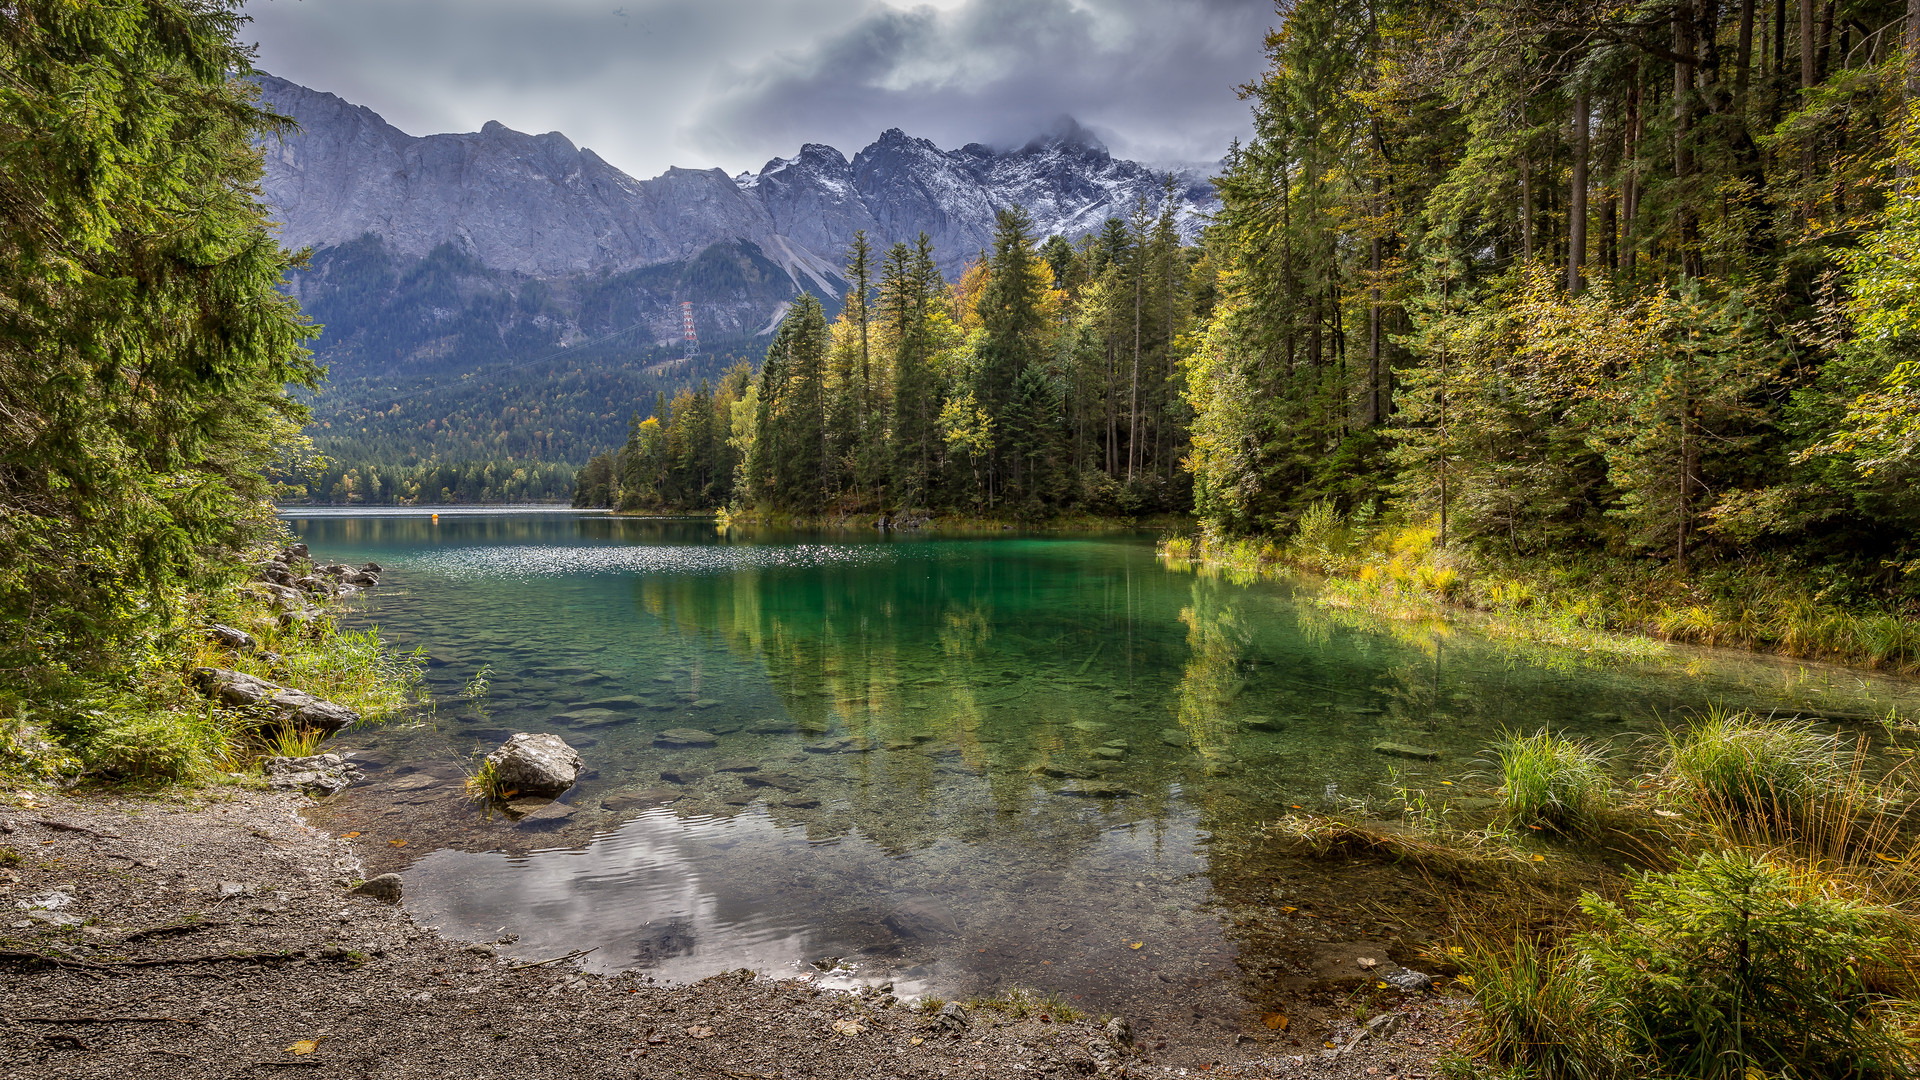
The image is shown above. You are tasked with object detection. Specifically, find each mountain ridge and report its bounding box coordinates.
[255,73,1216,302]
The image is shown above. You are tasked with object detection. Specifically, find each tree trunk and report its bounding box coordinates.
[1520,154,1534,260]
[1774,0,1787,81]
[1621,79,1640,273]
[1569,88,1589,294]
[1907,0,1920,103]
[1675,7,1702,277]
[1129,270,1141,483]
[1368,234,1382,425]
[1801,0,1816,89]
[1818,1,1834,81]
[1736,0,1756,107]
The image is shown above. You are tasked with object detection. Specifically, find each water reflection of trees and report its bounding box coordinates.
[619,553,1196,857]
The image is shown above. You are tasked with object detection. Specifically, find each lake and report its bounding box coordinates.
[286,511,1918,1038]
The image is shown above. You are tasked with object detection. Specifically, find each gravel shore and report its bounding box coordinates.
[0,789,1462,1078]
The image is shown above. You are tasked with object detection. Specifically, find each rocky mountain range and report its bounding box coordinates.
[254,73,1217,371]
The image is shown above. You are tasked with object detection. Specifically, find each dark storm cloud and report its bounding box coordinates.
[244,0,1268,177]
[692,0,1268,167]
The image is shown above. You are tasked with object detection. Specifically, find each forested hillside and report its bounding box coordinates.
[277,236,797,504]
[577,187,1208,517]
[595,0,1920,661]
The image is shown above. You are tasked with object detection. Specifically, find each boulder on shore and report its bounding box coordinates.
[350,873,403,903]
[191,668,359,732]
[209,624,257,651]
[485,732,583,796]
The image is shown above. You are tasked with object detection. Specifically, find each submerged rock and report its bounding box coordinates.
[1056,779,1138,798]
[654,728,719,749]
[1372,742,1440,761]
[191,668,359,732]
[742,772,803,792]
[515,800,580,828]
[1159,730,1191,748]
[883,896,959,939]
[485,732,583,796]
[603,788,681,810]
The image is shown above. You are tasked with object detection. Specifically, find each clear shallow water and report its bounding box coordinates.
[288,513,1920,1026]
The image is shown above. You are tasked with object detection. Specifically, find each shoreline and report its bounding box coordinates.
[1161,537,1920,688]
[0,787,1459,1077]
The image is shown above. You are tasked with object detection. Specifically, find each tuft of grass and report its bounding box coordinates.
[463,757,509,802]
[1454,933,1613,1080]
[1488,729,1611,833]
[1662,710,1842,838]
[263,723,326,759]
[965,988,1086,1023]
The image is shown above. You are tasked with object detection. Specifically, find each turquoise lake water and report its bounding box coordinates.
[285,511,1918,1031]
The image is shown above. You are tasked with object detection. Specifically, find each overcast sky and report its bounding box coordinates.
[243,0,1272,179]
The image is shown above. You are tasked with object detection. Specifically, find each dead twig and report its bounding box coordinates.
[507,946,598,971]
[112,920,225,945]
[9,1014,201,1024]
[0,949,296,972]
[33,818,120,840]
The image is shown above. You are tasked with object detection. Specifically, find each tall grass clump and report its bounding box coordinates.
[1489,729,1611,833]
[1455,934,1613,1080]
[1663,711,1843,839]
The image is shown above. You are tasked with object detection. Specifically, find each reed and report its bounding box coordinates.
[1489,729,1611,834]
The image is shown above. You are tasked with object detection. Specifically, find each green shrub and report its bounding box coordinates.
[1489,729,1611,832]
[1460,853,1919,1080]
[1577,851,1916,1079]
[76,705,234,782]
[1664,712,1841,834]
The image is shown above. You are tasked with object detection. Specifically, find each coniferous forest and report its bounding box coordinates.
[575,201,1206,519]
[586,0,1920,665]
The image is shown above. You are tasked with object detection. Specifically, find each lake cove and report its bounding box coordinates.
[290,511,1920,1052]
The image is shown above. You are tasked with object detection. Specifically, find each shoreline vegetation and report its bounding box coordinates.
[1,540,426,788]
[1161,510,1920,676]
[715,506,1196,535]
[1256,708,1920,1079]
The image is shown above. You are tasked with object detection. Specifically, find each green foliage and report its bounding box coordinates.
[70,701,236,785]
[1578,852,1916,1079]
[1489,729,1610,833]
[0,0,319,687]
[463,757,508,802]
[1186,0,1920,627]
[1462,853,1919,1080]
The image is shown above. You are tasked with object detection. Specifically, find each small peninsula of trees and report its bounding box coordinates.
[577,197,1210,518]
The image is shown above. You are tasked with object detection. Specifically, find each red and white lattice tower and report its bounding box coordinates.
[680,301,698,360]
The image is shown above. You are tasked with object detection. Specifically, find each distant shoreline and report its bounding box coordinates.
[275,503,596,517]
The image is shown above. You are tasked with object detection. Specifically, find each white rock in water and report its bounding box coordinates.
[486,732,583,796]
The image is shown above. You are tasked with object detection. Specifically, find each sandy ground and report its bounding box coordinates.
[0,789,1466,1079]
